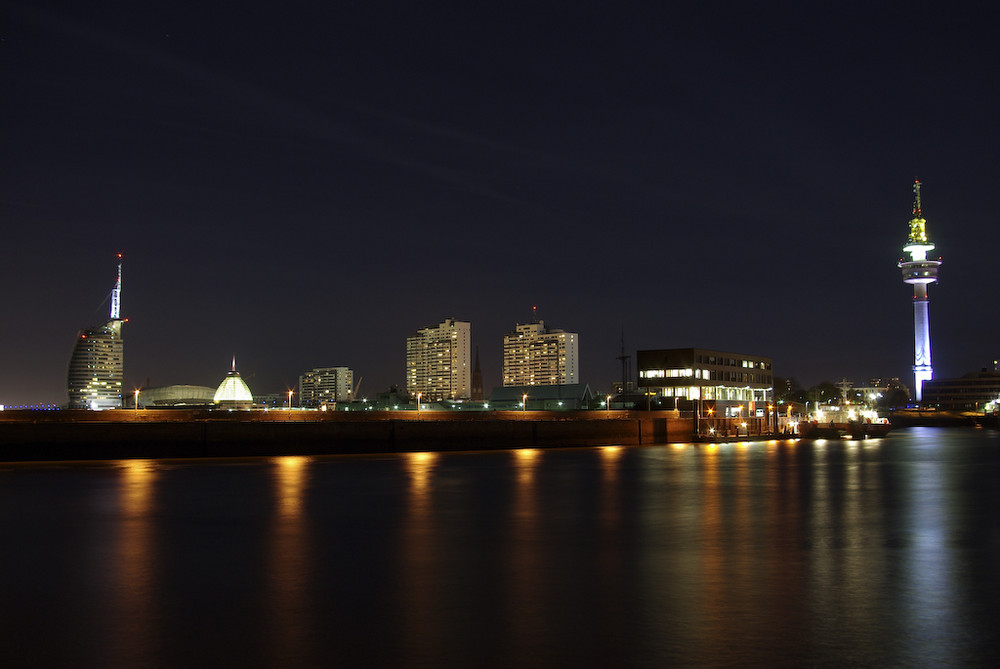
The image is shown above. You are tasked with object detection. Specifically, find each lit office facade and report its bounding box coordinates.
[922,370,1000,412]
[299,366,354,406]
[405,318,471,400]
[637,348,773,409]
[502,321,579,387]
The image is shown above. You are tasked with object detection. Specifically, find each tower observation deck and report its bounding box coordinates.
[898,180,940,402]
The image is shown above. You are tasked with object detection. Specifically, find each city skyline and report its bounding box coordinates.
[3,2,999,404]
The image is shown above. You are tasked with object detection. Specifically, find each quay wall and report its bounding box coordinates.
[0,410,695,461]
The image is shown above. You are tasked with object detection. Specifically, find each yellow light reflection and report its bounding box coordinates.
[601,445,623,459]
[406,451,438,500]
[114,459,158,663]
[120,459,157,517]
[268,456,313,664]
[273,456,310,517]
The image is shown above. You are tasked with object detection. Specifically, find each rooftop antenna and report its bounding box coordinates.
[616,329,631,392]
[532,305,538,323]
[109,253,123,320]
[907,179,929,244]
[232,355,237,372]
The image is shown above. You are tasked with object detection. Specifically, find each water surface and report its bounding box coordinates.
[1,427,998,667]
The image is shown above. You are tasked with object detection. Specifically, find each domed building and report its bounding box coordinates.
[214,359,253,410]
[137,385,216,408]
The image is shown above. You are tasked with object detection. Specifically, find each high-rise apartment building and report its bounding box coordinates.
[299,366,354,406]
[67,255,126,409]
[502,321,579,387]
[405,318,471,400]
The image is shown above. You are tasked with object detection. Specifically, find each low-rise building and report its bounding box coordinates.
[136,385,215,408]
[489,383,595,411]
[637,347,773,415]
[922,370,1000,412]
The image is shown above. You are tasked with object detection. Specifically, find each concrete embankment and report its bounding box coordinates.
[0,409,695,461]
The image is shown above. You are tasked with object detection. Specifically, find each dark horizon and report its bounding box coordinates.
[3,1,998,404]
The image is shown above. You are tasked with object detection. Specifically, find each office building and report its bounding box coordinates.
[502,321,579,387]
[637,347,773,413]
[923,369,1000,412]
[405,318,471,400]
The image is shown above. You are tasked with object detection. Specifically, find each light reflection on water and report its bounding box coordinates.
[112,460,158,666]
[1,429,999,666]
[267,456,311,666]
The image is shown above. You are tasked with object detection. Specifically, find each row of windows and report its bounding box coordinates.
[694,355,771,370]
[641,368,772,384]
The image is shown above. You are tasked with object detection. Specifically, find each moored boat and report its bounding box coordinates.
[796,404,892,439]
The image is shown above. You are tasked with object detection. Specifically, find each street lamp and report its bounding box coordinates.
[287,390,293,409]
[606,394,612,413]
[134,389,139,413]
[416,392,422,416]
[522,393,528,412]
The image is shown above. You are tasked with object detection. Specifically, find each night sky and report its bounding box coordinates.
[3,1,998,404]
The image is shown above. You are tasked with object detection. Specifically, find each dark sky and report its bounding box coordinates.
[2,1,998,404]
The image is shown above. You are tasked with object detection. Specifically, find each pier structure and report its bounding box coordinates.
[898,180,941,402]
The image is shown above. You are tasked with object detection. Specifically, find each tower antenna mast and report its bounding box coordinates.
[110,253,123,320]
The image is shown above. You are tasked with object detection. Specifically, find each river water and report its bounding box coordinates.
[1,427,998,667]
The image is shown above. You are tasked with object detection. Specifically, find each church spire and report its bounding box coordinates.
[471,346,484,401]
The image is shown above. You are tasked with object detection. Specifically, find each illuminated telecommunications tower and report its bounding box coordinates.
[898,180,941,402]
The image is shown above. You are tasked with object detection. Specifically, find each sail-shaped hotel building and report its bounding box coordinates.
[67,255,126,409]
